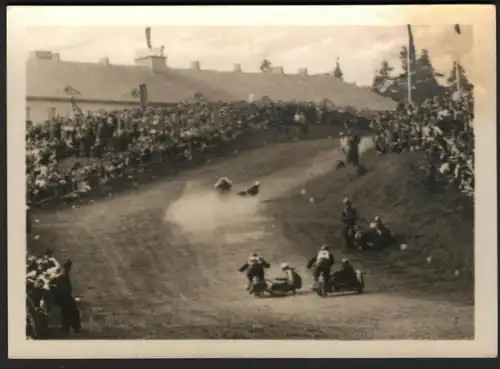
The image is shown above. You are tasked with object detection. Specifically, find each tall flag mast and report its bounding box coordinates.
[406,24,417,105]
[454,24,462,96]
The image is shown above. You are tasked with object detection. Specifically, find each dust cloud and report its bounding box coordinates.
[164,138,374,246]
[163,181,268,245]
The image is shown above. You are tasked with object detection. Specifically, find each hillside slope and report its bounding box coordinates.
[268,150,474,303]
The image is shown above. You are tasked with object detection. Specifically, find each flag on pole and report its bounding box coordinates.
[145,27,152,50]
[64,85,80,96]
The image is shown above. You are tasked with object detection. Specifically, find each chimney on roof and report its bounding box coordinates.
[272,66,284,74]
[29,50,60,62]
[298,68,308,76]
[191,61,201,71]
[233,63,242,72]
[134,48,167,73]
[99,57,111,66]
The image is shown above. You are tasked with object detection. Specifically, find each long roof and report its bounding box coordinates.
[26,58,397,111]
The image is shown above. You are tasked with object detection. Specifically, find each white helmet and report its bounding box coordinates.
[280,262,290,270]
[343,197,350,205]
[254,180,260,186]
[373,216,381,222]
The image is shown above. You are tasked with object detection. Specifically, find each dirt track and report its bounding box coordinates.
[31,138,474,339]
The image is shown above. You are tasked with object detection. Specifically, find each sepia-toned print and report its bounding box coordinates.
[7,5,497,359]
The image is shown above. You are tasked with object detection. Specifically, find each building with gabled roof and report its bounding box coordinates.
[26,48,396,123]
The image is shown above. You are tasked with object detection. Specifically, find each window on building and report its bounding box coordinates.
[48,107,56,120]
[26,106,31,122]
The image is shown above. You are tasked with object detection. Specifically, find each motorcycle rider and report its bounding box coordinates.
[239,181,261,196]
[238,252,271,291]
[352,224,366,251]
[333,258,358,284]
[341,198,359,249]
[306,244,335,282]
[214,177,233,194]
[273,262,303,291]
[369,215,394,248]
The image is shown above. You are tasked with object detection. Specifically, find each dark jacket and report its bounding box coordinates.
[342,207,358,226]
[307,252,335,269]
[238,258,271,273]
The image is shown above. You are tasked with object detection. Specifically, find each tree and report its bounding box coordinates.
[399,46,409,75]
[447,61,473,94]
[382,46,412,103]
[371,60,395,96]
[260,59,272,72]
[412,49,445,103]
[333,58,343,80]
[390,47,445,104]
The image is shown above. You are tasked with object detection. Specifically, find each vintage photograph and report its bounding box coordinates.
[7,5,497,359]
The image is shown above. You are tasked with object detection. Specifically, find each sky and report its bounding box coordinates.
[24,24,473,86]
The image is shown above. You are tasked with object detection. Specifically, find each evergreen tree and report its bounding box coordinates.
[381,46,411,102]
[333,58,343,80]
[447,61,473,93]
[413,49,444,103]
[390,46,445,104]
[399,46,409,74]
[371,60,395,96]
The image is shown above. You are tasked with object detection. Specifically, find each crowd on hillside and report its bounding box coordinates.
[26,101,326,205]
[370,93,474,195]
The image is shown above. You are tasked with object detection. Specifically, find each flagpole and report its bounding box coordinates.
[454,25,462,96]
[455,60,461,93]
[455,33,461,94]
[406,24,414,106]
[407,40,412,106]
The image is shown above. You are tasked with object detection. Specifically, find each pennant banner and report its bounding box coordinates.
[145,27,152,50]
[407,24,417,68]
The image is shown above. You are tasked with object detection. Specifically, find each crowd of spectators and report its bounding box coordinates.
[369,93,474,195]
[26,94,475,207]
[26,100,328,205]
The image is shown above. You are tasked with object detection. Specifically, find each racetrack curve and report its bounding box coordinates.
[32,137,474,339]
